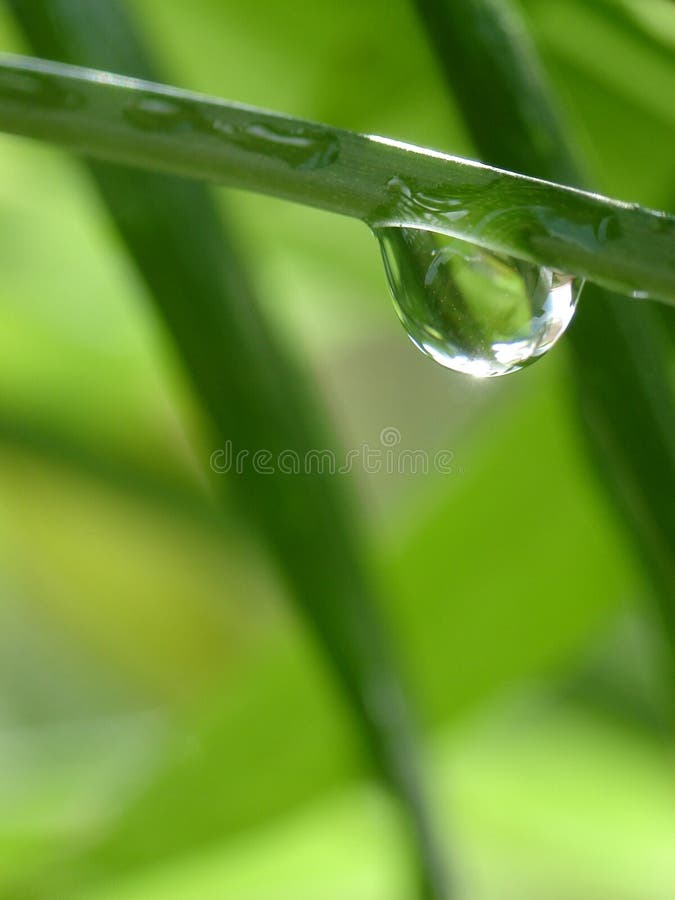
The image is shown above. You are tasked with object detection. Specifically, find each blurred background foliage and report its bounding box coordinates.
[0,0,672,898]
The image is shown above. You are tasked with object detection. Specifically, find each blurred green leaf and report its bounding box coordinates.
[65,708,675,900]
[411,0,675,650]
[6,1,448,897]
[385,365,644,724]
[527,0,675,130]
[8,362,641,889]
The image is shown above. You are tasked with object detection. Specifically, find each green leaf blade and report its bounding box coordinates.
[0,51,673,302]
[410,0,675,648]
[5,1,449,897]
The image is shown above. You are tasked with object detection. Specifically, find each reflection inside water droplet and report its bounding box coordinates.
[375,225,582,377]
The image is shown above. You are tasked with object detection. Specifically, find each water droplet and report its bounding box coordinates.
[0,69,82,110]
[219,121,340,170]
[122,98,339,170]
[376,226,582,377]
[123,95,204,132]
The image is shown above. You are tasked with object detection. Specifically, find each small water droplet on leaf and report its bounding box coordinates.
[122,99,339,170]
[123,95,201,132]
[224,121,339,170]
[0,69,82,110]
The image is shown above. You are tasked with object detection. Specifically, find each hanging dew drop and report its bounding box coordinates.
[375,226,583,377]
